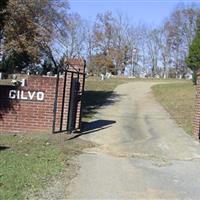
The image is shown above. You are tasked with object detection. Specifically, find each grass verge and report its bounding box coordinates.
[0,134,94,200]
[152,81,195,135]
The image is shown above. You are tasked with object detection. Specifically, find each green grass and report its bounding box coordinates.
[152,81,195,135]
[85,76,131,91]
[0,134,94,200]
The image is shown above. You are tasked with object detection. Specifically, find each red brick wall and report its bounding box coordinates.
[0,59,85,134]
[0,76,56,134]
[193,70,200,139]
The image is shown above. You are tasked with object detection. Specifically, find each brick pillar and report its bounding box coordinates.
[193,70,200,139]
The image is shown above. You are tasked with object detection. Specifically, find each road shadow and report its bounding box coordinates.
[0,146,10,151]
[68,119,116,140]
[83,90,120,118]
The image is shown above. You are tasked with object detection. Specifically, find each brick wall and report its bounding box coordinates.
[0,59,85,134]
[193,70,200,139]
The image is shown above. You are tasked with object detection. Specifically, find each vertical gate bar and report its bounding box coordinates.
[52,68,60,133]
[76,70,80,130]
[77,69,80,82]
[67,72,74,132]
[60,70,67,132]
[79,60,86,131]
[72,74,78,130]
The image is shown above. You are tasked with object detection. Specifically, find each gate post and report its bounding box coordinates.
[52,59,86,133]
[193,70,200,139]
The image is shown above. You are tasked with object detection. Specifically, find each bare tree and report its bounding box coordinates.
[58,13,87,59]
[158,24,173,78]
[146,28,161,77]
[91,11,116,73]
[135,23,149,74]
[112,13,131,74]
[165,5,200,78]
[90,12,139,75]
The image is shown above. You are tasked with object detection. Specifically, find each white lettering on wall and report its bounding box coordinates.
[9,90,16,99]
[17,90,20,99]
[28,91,35,100]
[21,91,28,100]
[37,92,44,101]
[8,90,44,101]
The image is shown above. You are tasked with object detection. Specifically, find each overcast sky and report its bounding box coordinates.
[70,0,200,25]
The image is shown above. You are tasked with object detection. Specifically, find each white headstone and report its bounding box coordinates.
[101,74,105,80]
[106,72,111,79]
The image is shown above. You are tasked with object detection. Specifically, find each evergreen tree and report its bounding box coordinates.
[186,19,200,84]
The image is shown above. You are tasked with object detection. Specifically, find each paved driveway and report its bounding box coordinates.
[67,82,200,199]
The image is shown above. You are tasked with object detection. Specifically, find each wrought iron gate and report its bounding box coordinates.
[52,61,86,133]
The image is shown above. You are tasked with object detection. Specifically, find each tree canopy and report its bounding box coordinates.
[0,0,69,73]
[186,19,200,84]
[186,19,200,70]
[0,2,200,77]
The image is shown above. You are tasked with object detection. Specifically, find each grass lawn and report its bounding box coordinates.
[152,81,196,135]
[0,134,94,200]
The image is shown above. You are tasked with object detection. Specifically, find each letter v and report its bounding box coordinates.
[28,91,35,100]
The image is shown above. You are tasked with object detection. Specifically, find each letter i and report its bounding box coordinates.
[17,91,20,99]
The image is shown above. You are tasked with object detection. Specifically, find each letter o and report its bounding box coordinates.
[37,92,44,101]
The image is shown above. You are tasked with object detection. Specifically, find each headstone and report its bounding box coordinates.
[47,71,51,76]
[27,69,30,75]
[106,72,111,79]
[12,74,17,80]
[101,74,105,80]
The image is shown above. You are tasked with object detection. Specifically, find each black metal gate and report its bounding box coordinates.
[52,61,86,133]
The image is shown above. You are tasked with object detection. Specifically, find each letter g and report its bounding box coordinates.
[9,90,16,99]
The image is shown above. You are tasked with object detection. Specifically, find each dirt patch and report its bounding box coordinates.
[25,135,95,200]
[26,159,79,200]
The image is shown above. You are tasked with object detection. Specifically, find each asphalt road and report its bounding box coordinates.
[67,82,200,199]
